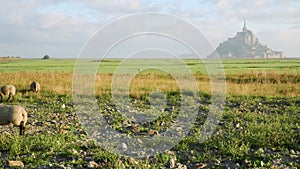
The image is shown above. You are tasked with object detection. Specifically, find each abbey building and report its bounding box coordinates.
[209,21,285,58]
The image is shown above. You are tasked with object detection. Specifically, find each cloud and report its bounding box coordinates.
[74,0,151,17]
[0,0,98,57]
[212,0,300,29]
[0,0,299,58]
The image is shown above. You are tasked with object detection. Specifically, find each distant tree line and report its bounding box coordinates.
[0,56,21,58]
[0,55,51,59]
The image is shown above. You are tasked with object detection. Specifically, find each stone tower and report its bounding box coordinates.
[242,20,258,45]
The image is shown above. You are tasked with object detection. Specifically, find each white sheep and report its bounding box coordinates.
[0,105,27,135]
[30,81,41,93]
[0,85,16,102]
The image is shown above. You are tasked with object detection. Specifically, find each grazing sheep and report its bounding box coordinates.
[0,85,16,102]
[30,81,41,93]
[0,105,27,135]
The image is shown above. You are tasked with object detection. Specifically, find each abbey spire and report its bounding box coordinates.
[243,19,247,33]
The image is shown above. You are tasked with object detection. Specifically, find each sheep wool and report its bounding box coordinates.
[30,81,41,93]
[0,85,16,102]
[0,105,27,135]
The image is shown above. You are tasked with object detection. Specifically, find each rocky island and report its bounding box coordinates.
[209,21,285,58]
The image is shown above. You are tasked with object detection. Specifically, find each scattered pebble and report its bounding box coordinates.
[130,157,139,165]
[148,129,159,136]
[190,163,207,169]
[9,160,24,167]
[88,161,99,168]
[60,129,68,134]
[34,122,43,126]
[290,149,295,155]
[167,157,176,168]
[176,126,183,132]
[215,159,221,164]
[120,142,128,151]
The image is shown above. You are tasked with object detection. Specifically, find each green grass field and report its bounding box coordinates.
[0,58,299,168]
[1,58,299,74]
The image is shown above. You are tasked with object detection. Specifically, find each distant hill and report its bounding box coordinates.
[208,21,285,59]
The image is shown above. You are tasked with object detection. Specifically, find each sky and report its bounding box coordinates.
[0,0,299,58]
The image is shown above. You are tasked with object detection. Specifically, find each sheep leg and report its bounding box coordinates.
[0,95,2,103]
[19,121,25,135]
[7,94,14,102]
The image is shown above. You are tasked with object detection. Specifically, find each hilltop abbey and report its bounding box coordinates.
[209,21,285,58]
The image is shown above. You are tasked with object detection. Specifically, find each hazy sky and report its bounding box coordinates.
[0,0,299,58]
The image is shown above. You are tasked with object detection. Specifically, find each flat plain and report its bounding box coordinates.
[0,58,299,168]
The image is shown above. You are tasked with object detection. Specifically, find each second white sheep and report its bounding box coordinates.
[0,85,16,102]
[30,81,41,93]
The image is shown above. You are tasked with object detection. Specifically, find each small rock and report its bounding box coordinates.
[9,160,24,167]
[35,122,43,126]
[165,150,175,155]
[191,163,207,169]
[167,157,176,168]
[31,153,36,159]
[176,163,187,169]
[176,126,183,132]
[60,129,68,134]
[121,142,127,151]
[88,161,99,168]
[138,151,146,157]
[50,120,57,124]
[44,122,51,127]
[130,157,138,165]
[72,149,79,155]
[148,129,159,136]
[137,138,142,144]
[290,149,295,155]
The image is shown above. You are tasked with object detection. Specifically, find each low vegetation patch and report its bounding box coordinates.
[0,92,298,168]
